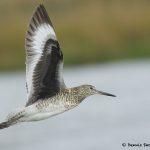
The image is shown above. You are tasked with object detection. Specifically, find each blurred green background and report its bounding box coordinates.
[0,0,150,71]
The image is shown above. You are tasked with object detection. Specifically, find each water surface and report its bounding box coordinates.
[0,60,150,150]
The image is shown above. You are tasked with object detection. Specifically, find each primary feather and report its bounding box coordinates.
[25,5,65,106]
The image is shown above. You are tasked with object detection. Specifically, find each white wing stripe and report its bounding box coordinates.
[26,23,57,99]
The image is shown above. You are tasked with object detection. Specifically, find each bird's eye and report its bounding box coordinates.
[90,87,93,90]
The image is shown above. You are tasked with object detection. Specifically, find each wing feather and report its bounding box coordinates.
[25,5,65,106]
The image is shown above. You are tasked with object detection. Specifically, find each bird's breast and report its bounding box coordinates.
[22,95,78,122]
[24,101,67,122]
[35,96,77,113]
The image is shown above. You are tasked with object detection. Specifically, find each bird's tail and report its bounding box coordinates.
[0,117,22,129]
[0,109,25,129]
[0,116,23,129]
[0,121,13,129]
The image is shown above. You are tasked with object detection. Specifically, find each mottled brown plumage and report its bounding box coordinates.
[0,5,116,129]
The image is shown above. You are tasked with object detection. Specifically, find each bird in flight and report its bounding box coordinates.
[0,4,116,129]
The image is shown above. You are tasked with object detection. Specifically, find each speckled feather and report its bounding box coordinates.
[0,5,116,129]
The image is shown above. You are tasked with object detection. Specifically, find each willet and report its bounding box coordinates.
[0,4,116,129]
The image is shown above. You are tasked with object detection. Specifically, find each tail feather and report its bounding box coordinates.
[0,121,11,129]
[0,111,25,129]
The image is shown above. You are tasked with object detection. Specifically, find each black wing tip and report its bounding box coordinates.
[26,3,54,43]
[38,4,46,10]
[36,4,53,26]
[28,3,52,33]
[36,4,46,14]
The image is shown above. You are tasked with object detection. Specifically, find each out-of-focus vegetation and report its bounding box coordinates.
[0,0,150,70]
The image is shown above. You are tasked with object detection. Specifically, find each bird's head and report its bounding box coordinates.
[74,85,116,101]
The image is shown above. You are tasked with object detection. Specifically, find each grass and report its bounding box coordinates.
[0,0,150,70]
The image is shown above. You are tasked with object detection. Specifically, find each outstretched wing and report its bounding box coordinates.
[25,4,66,106]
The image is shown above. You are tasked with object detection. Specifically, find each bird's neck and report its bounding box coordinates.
[67,88,87,103]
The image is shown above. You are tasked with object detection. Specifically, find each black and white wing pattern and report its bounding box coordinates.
[25,4,66,106]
